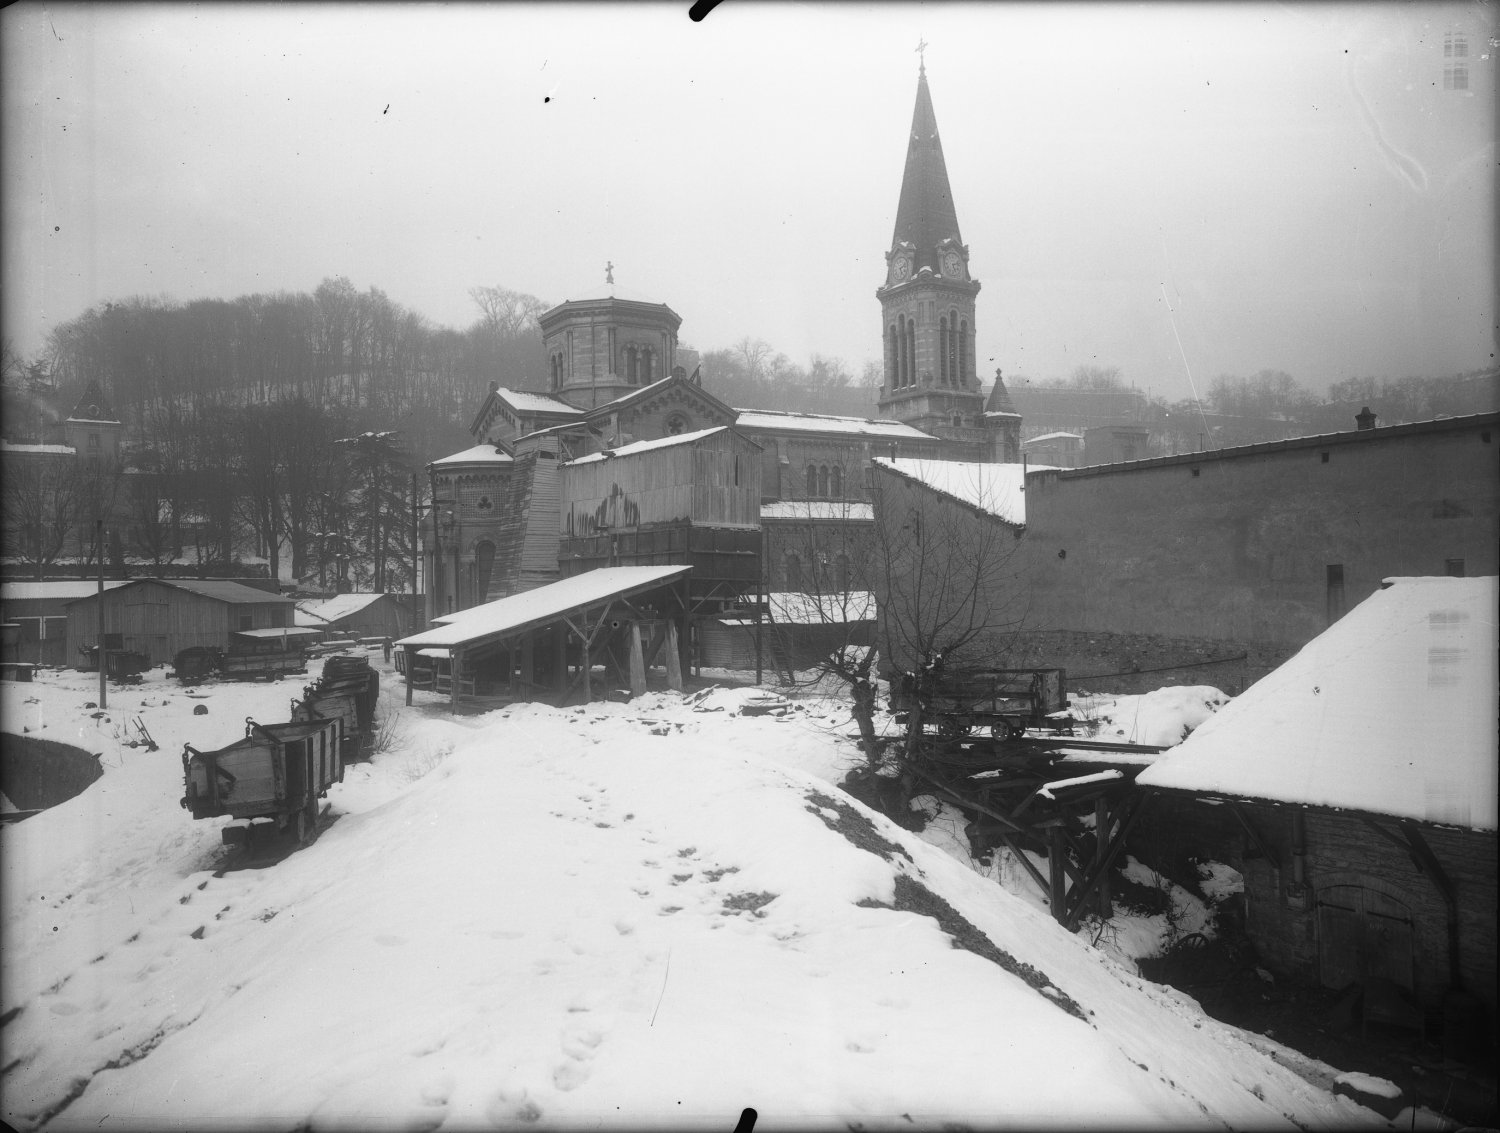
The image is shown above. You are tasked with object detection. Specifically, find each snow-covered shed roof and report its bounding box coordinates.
[297,593,390,625]
[430,444,514,468]
[713,592,876,627]
[733,410,935,441]
[63,578,292,606]
[564,427,726,465]
[1023,432,1084,444]
[398,566,692,650]
[2,581,131,603]
[874,459,1053,528]
[760,501,874,523]
[1136,576,1499,831]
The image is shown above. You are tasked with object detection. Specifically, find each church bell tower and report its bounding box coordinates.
[876,62,989,453]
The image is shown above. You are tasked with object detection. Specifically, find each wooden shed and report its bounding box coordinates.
[1134,576,1499,1027]
[65,578,297,669]
[1,581,129,666]
[297,592,413,642]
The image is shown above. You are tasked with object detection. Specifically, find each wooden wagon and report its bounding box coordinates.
[890,666,1070,739]
[291,654,380,761]
[181,715,344,844]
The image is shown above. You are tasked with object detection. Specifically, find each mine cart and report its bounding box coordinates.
[291,655,380,761]
[219,630,310,681]
[172,646,220,683]
[890,667,1069,739]
[181,715,344,844]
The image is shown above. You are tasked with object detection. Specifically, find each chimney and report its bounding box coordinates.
[1355,406,1377,431]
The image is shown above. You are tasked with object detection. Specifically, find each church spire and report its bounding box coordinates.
[889,64,965,279]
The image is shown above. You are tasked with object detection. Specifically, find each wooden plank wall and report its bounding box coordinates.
[65,582,288,667]
[562,432,760,536]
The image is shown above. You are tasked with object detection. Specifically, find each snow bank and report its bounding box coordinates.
[2,665,1377,1130]
[1068,685,1230,749]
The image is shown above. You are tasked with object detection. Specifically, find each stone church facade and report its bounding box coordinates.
[425,66,1023,619]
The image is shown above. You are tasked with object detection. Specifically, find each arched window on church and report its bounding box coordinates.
[785,552,803,591]
[641,348,653,384]
[958,320,969,386]
[472,540,496,606]
[835,553,851,594]
[887,324,898,388]
[906,319,917,387]
[806,464,818,497]
[818,466,830,498]
[829,465,841,498]
[938,318,949,385]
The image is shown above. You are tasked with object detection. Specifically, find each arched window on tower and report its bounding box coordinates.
[829,465,842,498]
[948,310,959,384]
[907,319,917,387]
[958,320,969,386]
[641,348,654,384]
[887,324,898,388]
[806,464,818,497]
[938,318,949,385]
[817,466,830,498]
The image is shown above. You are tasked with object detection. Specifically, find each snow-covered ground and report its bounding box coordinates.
[2,659,1401,1130]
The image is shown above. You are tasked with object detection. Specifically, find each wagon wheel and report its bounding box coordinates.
[937,716,972,740]
[990,719,1024,741]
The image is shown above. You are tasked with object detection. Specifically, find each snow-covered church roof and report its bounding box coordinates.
[1136,575,1499,831]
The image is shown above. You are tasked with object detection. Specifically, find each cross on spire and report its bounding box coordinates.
[605,261,615,286]
[916,37,927,75]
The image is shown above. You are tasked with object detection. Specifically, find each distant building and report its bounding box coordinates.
[1021,432,1084,469]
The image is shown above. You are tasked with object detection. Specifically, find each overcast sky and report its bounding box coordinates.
[3,2,1494,401]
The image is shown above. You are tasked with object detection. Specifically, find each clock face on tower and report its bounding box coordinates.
[892,255,911,282]
[942,251,964,277]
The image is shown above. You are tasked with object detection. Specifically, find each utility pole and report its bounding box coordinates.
[96,518,106,710]
[410,473,420,635]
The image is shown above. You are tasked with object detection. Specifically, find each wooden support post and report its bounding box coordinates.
[553,627,567,700]
[580,623,592,704]
[449,651,460,713]
[521,636,534,692]
[664,621,683,691]
[1047,824,1068,924]
[404,647,414,706]
[1094,795,1112,919]
[628,623,647,698]
[1063,791,1157,931]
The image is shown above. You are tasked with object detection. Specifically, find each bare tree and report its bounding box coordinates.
[2,459,91,578]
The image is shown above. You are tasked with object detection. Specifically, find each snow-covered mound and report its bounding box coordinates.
[2,666,1377,1129]
[1068,685,1230,748]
